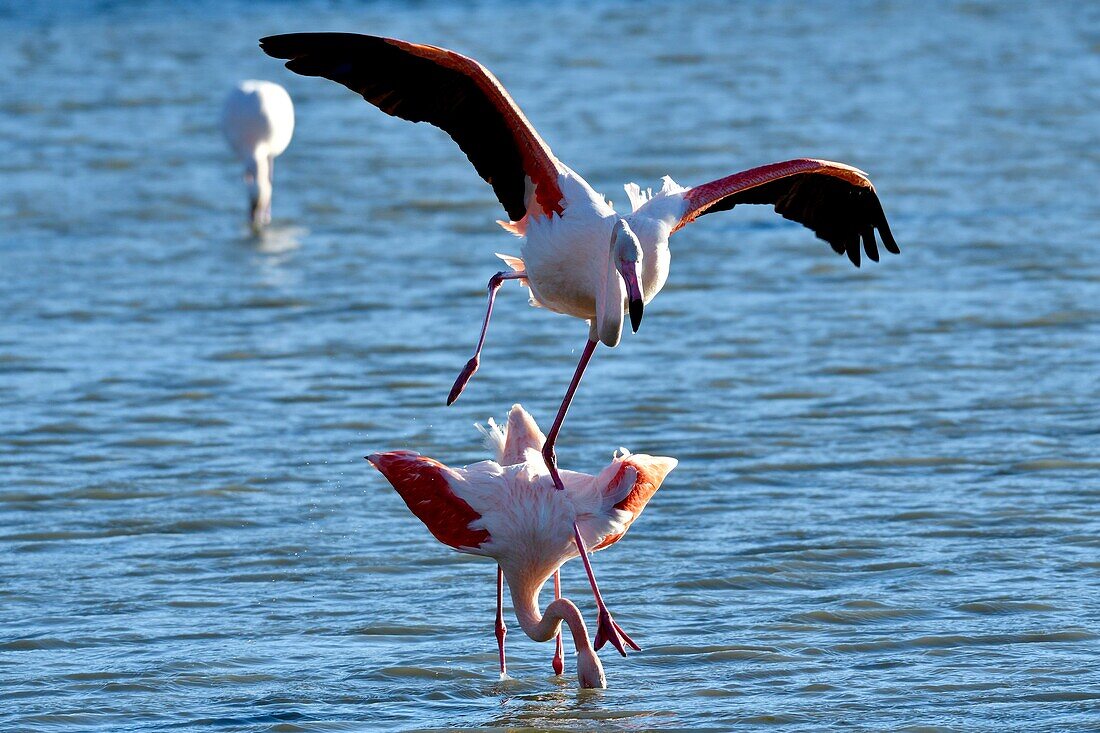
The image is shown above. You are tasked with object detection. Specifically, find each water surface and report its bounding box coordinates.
[2,1,1099,730]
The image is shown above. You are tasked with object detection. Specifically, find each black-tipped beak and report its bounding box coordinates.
[629,298,644,333]
[617,256,644,334]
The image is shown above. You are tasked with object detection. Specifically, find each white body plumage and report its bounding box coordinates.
[507,169,685,347]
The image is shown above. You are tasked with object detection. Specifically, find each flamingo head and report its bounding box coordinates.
[575,646,607,689]
[596,219,644,346]
[613,219,645,333]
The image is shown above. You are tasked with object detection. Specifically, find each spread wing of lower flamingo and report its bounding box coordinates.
[261,32,898,653]
[367,404,676,688]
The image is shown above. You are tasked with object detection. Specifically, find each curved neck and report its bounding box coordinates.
[247,150,273,226]
[508,571,592,652]
[593,242,625,347]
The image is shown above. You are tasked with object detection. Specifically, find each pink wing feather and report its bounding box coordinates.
[367,451,491,551]
[591,455,677,551]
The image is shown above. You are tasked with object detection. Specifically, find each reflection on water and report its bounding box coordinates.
[252,224,306,255]
[2,1,1100,731]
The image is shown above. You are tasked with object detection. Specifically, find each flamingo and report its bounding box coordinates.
[367,404,676,688]
[221,80,295,231]
[260,33,899,653]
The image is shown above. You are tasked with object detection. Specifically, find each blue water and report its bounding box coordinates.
[2,1,1099,730]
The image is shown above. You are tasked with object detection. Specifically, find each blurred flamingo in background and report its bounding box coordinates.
[221,80,295,231]
[367,404,676,688]
[262,33,898,652]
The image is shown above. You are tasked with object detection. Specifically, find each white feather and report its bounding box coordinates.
[475,418,508,464]
[623,182,652,212]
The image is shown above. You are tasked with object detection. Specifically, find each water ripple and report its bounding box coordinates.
[2,1,1100,731]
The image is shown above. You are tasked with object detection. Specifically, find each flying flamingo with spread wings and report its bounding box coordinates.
[261,33,900,654]
[368,404,676,688]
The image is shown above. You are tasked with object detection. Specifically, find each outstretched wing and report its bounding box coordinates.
[260,33,564,222]
[587,454,677,552]
[367,451,490,551]
[673,159,899,267]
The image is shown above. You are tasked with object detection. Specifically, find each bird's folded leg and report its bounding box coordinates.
[572,523,640,657]
[447,271,525,406]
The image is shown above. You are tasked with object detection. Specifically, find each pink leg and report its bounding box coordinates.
[573,523,640,656]
[447,271,526,406]
[539,338,639,656]
[540,338,599,493]
[551,570,564,675]
[495,565,508,678]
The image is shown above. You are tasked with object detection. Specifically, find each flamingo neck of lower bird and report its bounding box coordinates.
[508,574,592,652]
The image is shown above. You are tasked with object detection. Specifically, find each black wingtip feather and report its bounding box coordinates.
[861,225,880,263]
[872,196,901,254]
[259,34,296,59]
[260,33,367,61]
[880,222,900,255]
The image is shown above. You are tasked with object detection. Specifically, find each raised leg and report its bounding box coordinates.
[551,570,564,675]
[573,523,640,656]
[540,338,599,492]
[447,271,526,406]
[538,337,638,656]
[495,565,508,678]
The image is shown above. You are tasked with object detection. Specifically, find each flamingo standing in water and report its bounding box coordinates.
[261,33,899,653]
[368,404,676,688]
[221,80,295,231]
